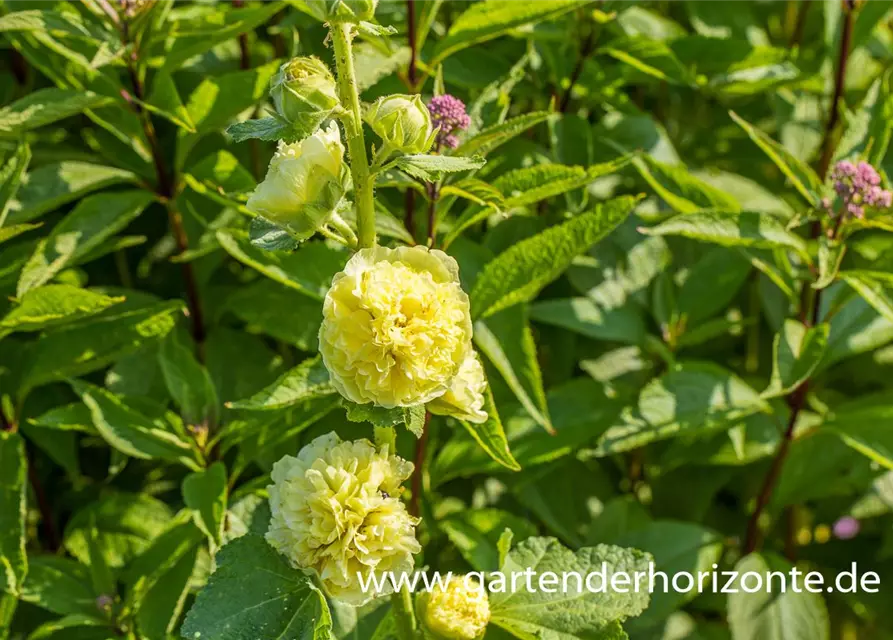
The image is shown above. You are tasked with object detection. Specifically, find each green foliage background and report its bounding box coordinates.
[1,0,893,638]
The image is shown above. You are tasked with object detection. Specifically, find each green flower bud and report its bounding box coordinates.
[364,94,435,154]
[270,57,340,134]
[246,122,347,241]
[301,0,378,22]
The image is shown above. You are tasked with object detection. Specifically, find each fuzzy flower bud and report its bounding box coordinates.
[246,122,346,241]
[418,575,490,640]
[271,57,340,133]
[365,94,435,154]
[266,432,420,605]
[428,350,488,424]
[302,0,378,22]
[319,245,474,408]
[831,160,892,219]
[428,94,471,150]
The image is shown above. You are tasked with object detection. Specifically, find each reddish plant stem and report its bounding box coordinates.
[559,29,596,113]
[119,19,206,359]
[743,1,853,555]
[410,412,431,518]
[789,0,812,48]
[403,0,420,238]
[818,0,854,179]
[426,182,440,246]
[406,0,418,90]
[235,3,251,72]
[28,457,60,552]
[744,383,808,554]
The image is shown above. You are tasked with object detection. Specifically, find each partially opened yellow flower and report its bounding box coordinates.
[419,575,490,640]
[428,350,488,424]
[319,245,474,408]
[266,432,420,605]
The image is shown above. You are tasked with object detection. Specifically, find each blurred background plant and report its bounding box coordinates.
[2,0,893,638]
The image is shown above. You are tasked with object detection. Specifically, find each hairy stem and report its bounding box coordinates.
[331,22,376,249]
[390,586,418,640]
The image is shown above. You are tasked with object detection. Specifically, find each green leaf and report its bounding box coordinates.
[0,285,123,338]
[471,196,639,318]
[489,536,652,639]
[839,270,893,323]
[183,462,228,546]
[6,161,137,226]
[439,178,505,211]
[161,3,284,72]
[730,111,823,205]
[822,395,893,470]
[226,279,323,351]
[394,154,485,181]
[431,0,583,65]
[764,320,829,397]
[833,70,893,167]
[434,378,624,484]
[19,301,181,396]
[642,211,809,257]
[142,70,195,132]
[64,492,173,570]
[227,356,335,411]
[217,230,345,301]
[603,35,696,86]
[72,380,199,469]
[633,155,741,213]
[227,117,292,143]
[0,88,114,135]
[17,190,155,296]
[529,297,646,345]
[158,335,219,427]
[353,41,410,92]
[0,222,40,245]
[181,534,333,640]
[457,110,551,158]
[459,384,521,472]
[0,432,27,596]
[474,307,552,433]
[0,9,111,41]
[441,509,536,572]
[493,156,633,210]
[728,553,829,640]
[19,557,96,617]
[616,521,723,623]
[0,143,30,227]
[344,401,426,438]
[594,362,770,455]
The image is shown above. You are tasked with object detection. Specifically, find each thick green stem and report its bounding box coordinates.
[331,22,376,249]
[390,587,418,640]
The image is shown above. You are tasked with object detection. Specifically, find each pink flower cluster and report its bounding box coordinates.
[831,160,892,218]
[428,94,471,149]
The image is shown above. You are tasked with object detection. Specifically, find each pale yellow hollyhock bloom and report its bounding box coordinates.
[246,122,345,240]
[419,575,490,640]
[428,349,488,424]
[319,245,474,408]
[265,432,420,605]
